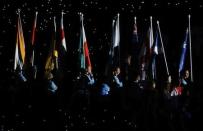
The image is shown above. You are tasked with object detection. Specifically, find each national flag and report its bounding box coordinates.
[150,30,159,80]
[45,17,58,73]
[149,16,154,53]
[112,14,120,67]
[138,18,154,80]
[131,17,140,71]
[30,11,38,66]
[14,12,26,71]
[113,14,120,48]
[132,17,138,45]
[78,13,92,71]
[105,14,120,77]
[44,17,58,93]
[60,12,67,52]
[179,28,189,73]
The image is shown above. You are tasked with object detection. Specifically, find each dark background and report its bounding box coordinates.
[0,0,202,85]
[0,0,202,130]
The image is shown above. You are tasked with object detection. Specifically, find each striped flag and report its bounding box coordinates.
[179,28,189,73]
[79,13,92,71]
[60,12,67,52]
[14,12,26,71]
[30,12,38,66]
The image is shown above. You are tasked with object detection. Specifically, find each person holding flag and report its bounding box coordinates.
[77,12,94,87]
[44,17,58,93]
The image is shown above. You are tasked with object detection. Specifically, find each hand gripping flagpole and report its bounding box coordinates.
[188,14,193,82]
[157,21,170,76]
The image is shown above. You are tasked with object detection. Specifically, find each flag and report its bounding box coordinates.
[131,17,140,71]
[14,12,26,71]
[113,14,120,48]
[57,12,68,73]
[78,13,92,71]
[138,26,153,80]
[45,17,58,93]
[105,14,120,77]
[30,12,38,66]
[151,30,159,80]
[132,17,138,45]
[112,14,120,67]
[179,28,189,73]
[45,17,58,73]
[60,12,67,52]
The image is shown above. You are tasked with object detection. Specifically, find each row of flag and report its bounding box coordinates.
[14,11,92,84]
[14,11,193,84]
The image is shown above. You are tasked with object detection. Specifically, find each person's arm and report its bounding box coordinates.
[87,73,95,85]
[113,75,123,87]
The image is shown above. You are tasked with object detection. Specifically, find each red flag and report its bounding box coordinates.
[79,13,92,70]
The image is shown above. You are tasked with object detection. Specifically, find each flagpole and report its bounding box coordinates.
[157,21,170,76]
[150,16,153,52]
[117,13,120,67]
[112,19,115,64]
[188,14,193,82]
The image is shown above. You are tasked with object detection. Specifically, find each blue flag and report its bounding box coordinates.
[179,28,189,73]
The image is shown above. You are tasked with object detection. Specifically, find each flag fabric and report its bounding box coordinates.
[30,12,38,66]
[149,23,154,53]
[14,12,26,71]
[132,17,138,45]
[105,14,120,77]
[45,17,58,73]
[57,12,68,73]
[138,25,153,80]
[150,30,159,80]
[44,17,58,93]
[140,25,154,64]
[131,17,140,71]
[113,14,120,48]
[60,12,67,52]
[179,28,189,73]
[111,14,120,67]
[78,13,92,71]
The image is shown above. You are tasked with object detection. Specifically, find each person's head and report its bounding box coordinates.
[100,83,110,96]
[126,55,131,65]
[184,70,189,79]
[152,81,156,89]
[113,66,121,75]
[141,63,145,70]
